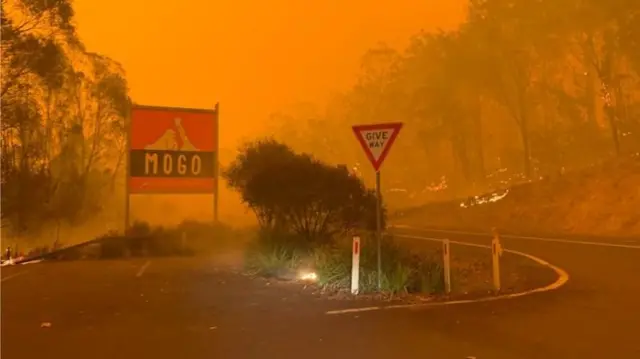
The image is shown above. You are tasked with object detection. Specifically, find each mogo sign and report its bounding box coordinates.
[130,150,214,177]
[128,105,218,193]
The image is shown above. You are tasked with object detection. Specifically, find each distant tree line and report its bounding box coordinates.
[1,0,130,236]
[268,0,640,200]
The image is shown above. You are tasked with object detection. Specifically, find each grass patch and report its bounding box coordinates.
[244,230,445,295]
[244,230,307,279]
[313,234,444,295]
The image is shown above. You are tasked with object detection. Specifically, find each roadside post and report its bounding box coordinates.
[352,123,403,291]
[491,228,503,292]
[443,239,452,294]
[351,236,361,295]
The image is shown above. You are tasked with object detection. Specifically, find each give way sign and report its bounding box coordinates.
[352,122,403,172]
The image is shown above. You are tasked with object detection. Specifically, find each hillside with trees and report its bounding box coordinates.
[267,0,640,210]
[3,0,639,248]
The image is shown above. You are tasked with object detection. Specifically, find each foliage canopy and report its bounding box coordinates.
[224,139,384,244]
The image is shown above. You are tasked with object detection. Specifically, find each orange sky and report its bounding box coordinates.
[73,1,466,149]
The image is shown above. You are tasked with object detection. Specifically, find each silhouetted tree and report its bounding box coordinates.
[267,0,640,200]
[1,0,130,236]
[224,139,383,244]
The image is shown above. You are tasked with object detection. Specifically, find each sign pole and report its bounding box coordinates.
[375,170,382,291]
[213,103,220,223]
[124,103,132,234]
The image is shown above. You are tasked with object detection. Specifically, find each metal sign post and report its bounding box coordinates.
[352,122,403,291]
[213,103,220,223]
[124,100,132,234]
[375,171,382,290]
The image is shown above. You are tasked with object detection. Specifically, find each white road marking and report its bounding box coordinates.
[136,261,151,277]
[391,225,640,250]
[326,306,382,315]
[1,271,28,282]
[325,233,570,315]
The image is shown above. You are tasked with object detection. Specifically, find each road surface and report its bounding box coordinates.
[2,228,639,359]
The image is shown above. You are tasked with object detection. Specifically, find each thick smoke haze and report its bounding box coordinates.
[72,1,466,225]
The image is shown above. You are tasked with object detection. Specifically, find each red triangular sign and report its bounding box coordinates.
[352,122,403,172]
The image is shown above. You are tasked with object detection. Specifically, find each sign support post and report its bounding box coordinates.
[351,122,403,292]
[124,101,133,234]
[351,236,361,295]
[375,171,382,290]
[213,103,220,223]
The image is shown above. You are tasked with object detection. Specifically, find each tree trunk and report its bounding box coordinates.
[521,124,532,179]
[471,107,486,185]
[516,79,532,179]
[605,105,621,156]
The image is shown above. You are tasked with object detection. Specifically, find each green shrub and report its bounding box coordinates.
[243,229,305,278]
[313,245,351,290]
[313,233,444,295]
[245,245,302,278]
[404,253,445,294]
[223,139,384,243]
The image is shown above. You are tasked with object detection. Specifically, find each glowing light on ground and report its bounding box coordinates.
[299,271,318,281]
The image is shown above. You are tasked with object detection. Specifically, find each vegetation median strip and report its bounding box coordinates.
[326,233,570,315]
[220,140,563,305]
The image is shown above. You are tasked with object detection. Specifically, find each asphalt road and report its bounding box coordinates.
[2,228,640,359]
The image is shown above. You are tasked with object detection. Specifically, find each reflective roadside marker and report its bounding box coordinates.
[492,236,502,292]
[351,236,361,295]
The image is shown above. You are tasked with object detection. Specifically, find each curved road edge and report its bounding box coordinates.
[326,228,569,315]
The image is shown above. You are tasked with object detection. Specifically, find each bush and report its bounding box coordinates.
[223,138,384,248]
[24,220,240,261]
[313,234,444,295]
[223,139,419,292]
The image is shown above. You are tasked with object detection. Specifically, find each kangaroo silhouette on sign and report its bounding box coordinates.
[145,118,197,151]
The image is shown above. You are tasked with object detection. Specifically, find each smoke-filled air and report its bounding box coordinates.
[3,1,640,358]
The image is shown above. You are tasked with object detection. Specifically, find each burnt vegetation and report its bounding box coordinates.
[268,0,640,207]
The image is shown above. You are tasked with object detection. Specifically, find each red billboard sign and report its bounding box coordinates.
[128,105,218,194]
